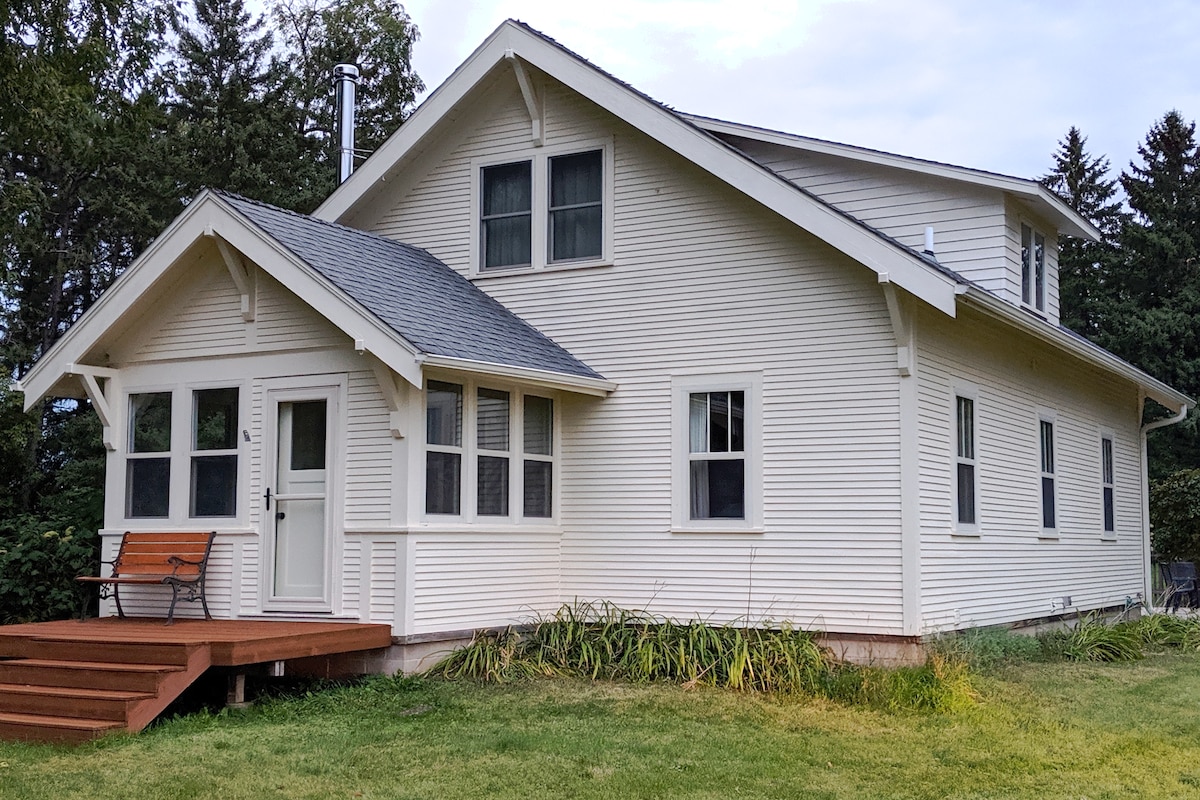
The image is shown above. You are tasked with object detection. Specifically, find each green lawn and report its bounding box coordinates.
[3,654,1200,799]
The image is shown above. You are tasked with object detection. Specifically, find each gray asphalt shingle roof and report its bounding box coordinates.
[217,191,604,381]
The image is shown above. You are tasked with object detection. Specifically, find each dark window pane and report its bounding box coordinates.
[1021,224,1032,305]
[729,391,745,452]
[482,161,532,270]
[127,458,170,518]
[1103,486,1115,532]
[289,400,327,470]
[427,381,462,447]
[549,151,602,262]
[1042,477,1056,529]
[550,151,601,207]
[130,392,172,453]
[709,392,729,453]
[1102,438,1114,484]
[524,396,553,455]
[478,455,509,516]
[195,388,238,450]
[484,215,532,269]
[1040,420,1054,474]
[956,396,974,459]
[426,451,461,514]
[191,455,237,517]
[550,206,602,261]
[1034,232,1046,311]
[482,161,531,215]
[688,393,708,452]
[690,459,745,520]
[477,388,510,451]
[524,460,552,518]
[956,463,976,525]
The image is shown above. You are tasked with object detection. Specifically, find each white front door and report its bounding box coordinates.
[265,386,337,609]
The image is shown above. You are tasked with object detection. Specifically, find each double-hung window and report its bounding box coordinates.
[190,388,239,517]
[1039,417,1057,533]
[425,380,554,521]
[955,395,978,530]
[127,392,172,518]
[1021,223,1047,312]
[476,142,611,274]
[1101,436,1115,536]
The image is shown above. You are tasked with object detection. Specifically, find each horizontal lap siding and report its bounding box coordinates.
[372,77,904,635]
[916,304,1143,630]
[345,372,392,525]
[135,261,246,360]
[410,534,561,632]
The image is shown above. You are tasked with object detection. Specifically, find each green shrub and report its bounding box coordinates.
[931,626,1044,669]
[1135,613,1200,650]
[1151,468,1200,563]
[0,518,98,623]
[1060,617,1145,662]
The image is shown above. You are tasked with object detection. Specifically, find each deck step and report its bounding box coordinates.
[0,683,154,720]
[0,711,122,744]
[0,659,185,692]
[9,637,196,666]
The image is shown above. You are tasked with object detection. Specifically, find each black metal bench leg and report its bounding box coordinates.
[114,583,126,618]
[166,582,178,626]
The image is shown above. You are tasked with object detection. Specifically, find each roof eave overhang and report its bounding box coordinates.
[688,115,1100,243]
[318,21,959,319]
[960,287,1193,412]
[421,354,616,397]
[21,192,427,410]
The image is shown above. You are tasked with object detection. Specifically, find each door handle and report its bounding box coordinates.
[265,487,272,509]
[276,511,286,521]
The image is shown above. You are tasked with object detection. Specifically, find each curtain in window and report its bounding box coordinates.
[549,151,602,261]
[482,162,532,269]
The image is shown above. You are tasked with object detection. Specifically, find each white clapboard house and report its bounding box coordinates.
[20,21,1192,667]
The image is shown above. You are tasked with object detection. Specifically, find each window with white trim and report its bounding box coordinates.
[474,142,612,274]
[424,380,554,521]
[672,373,762,531]
[955,394,978,529]
[1021,223,1047,312]
[125,386,241,520]
[1101,435,1115,535]
[1039,417,1056,532]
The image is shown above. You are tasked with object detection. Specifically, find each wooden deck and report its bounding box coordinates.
[0,617,394,743]
[0,617,394,665]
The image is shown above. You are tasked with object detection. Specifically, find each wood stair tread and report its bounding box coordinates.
[0,711,122,731]
[4,658,185,673]
[0,683,153,701]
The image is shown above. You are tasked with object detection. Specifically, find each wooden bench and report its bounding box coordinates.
[77,531,216,625]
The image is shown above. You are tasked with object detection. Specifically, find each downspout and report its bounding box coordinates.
[1140,401,1189,609]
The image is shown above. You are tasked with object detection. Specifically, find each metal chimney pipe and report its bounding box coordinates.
[334,63,360,184]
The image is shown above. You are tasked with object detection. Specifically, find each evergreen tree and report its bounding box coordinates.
[1115,112,1200,475]
[1041,127,1126,340]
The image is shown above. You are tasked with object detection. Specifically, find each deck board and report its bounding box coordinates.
[0,618,393,666]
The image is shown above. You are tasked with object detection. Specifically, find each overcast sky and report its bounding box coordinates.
[399,0,1200,183]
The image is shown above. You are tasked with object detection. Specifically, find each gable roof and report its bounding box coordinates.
[687,115,1100,242]
[311,19,1189,414]
[19,190,613,411]
[218,192,604,380]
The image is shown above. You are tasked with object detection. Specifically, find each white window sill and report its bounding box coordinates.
[950,526,981,537]
[472,259,614,279]
[1038,529,1060,540]
[671,526,764,535]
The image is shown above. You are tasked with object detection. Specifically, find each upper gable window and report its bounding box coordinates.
[1021,224,1046,312]
[482,161,533,270]
[473,141,613,276]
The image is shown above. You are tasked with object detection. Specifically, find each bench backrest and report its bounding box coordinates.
[112,532,216,579]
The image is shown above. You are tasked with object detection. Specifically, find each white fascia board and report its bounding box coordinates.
[317,21,958,318]
[961,287,1193,412]
[22,193,425,410]
[690,116,1100,243]
[420,354,616,397]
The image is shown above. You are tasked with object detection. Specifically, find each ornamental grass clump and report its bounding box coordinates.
[1134,612,1200,650]
[1059,616,1145,662]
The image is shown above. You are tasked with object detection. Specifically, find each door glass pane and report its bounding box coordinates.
[194,388,238,450]
[130,392,172,453]
[524,396,553,455]
[426,451,461,515]
[477,389,510,451]
[127,458,170,518]
[426,381,462,446]
[524,460,552,518]
[289,400,327,470]
[190,455,237,517]
[478,455,510,516]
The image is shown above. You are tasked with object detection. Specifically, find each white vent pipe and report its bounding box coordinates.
[334,63,360,184]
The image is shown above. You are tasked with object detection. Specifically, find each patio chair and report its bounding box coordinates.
[1165,561,1200,611]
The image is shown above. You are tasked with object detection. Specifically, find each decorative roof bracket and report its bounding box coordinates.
[366,352,407,439]
[211,235,257,322]
[66,362,118,450]
[505,50,544,146]
[879,275,914,377]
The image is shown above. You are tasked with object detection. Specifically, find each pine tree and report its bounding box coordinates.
[1041,127,1126,340]
[1114,112,1200,475]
